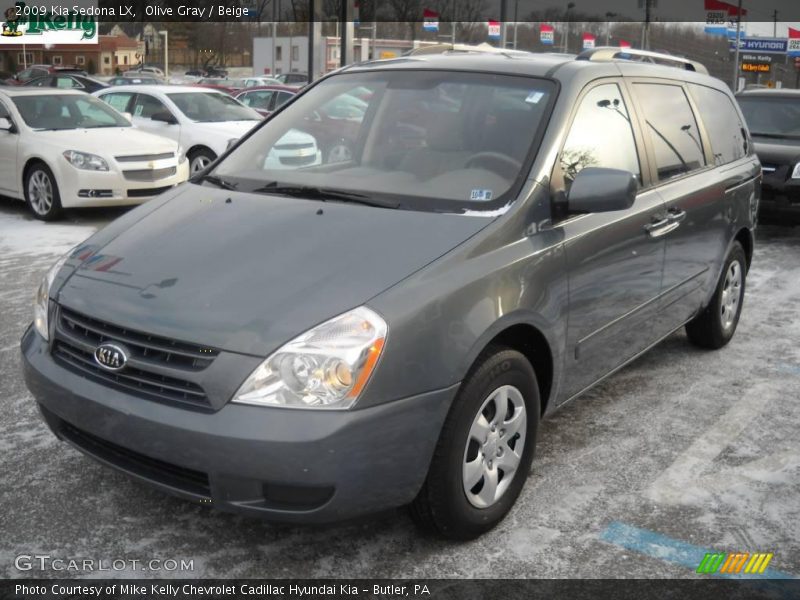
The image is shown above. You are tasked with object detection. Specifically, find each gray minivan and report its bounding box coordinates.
[22,47,759,539]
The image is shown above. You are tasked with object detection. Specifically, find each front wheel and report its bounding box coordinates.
[685,241,747,349]
[410,346,540,540]
[24,163,63,221]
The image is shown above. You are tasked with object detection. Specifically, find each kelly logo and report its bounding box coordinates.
[1,2,97,44]
[697,552,774,575]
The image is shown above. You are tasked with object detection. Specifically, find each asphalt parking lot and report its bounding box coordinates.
[1,199,798,580]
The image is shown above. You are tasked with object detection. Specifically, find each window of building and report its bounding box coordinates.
[633,83,706,181]
[104,56,110,65]
[17,53,33,64]
[689,84,746,166]
[559,83,641,189]
[291,45,299,61]
[76,56,85,65]
[52,56,62,65]
[276,45,283,61]
[123,55,128,65]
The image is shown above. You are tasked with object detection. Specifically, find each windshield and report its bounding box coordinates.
[166,92,261,122]
[213,70,555,213]
[12,94,130,130]
[737,95,800,138]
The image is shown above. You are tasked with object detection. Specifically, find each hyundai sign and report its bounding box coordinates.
[731,38,788,54]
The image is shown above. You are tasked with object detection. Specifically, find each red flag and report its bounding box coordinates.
[789,27,800,39]
[619,39,631,49]
[704,0,746,17]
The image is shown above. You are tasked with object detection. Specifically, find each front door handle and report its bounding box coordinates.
[644,215,680,238]
[667,208,687,224]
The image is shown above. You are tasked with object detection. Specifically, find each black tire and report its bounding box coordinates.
[685,241,747,349]
[188,148,216,176]
[410,345,540,540]
[24,162,63,221]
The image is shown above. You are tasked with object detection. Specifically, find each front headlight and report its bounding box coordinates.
[791,163,800,179]
[62,150,109,171]
[33,254,69,340]
[232,307,387,410]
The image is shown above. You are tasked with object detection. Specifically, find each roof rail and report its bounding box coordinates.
[405,42,529,57]
[576,46,709,75]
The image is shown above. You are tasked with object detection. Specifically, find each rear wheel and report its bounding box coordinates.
[24,163,63,221]
[410,346,540,540]
[685,242,746,349]
[188,148,216,175]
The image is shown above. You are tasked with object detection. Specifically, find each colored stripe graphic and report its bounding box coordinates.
[600,522,794,580]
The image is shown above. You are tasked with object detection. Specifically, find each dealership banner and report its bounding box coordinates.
[0,0,98,44]
[487,19,500,40]
[582,32,596,49]
[789,26,800,57]
[540,23,554,45]
[422,8,438,33]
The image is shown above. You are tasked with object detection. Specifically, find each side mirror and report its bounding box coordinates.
[567,167,638,213]
[0,117,14,132]
[151,111,177,125]
[121,112,133,122]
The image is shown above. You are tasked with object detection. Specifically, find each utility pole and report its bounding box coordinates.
[640,0,651,50]
[605,12,616,46]
[731,0,743,91]
[451,0,456,45]
[772,9,777,37]
[513,0,519,49]
[562,2,575,53]
[500,0,507,48]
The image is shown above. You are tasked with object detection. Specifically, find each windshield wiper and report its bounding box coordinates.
[252,183,400,209]
[194,174,238,190]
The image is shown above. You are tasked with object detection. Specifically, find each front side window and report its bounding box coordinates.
[634,83,706,181]
[689,84,746,165]
[100,92,134,113]
[12,94,130,130]
[213,70,555,213]
[559,83,641,189]
[166,92,260,122]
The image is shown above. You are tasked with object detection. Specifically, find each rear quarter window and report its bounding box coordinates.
[689,84,747,166]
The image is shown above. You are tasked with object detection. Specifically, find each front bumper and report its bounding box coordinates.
[58,160,190,209]
[21,326,455,523]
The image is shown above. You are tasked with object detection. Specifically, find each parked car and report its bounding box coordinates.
[192,78,238,95]
[94,85,262,174]
[23,48,758,539]
[234,85,298,117]
[205,67,229,78]
[243,76,284,88]
[24,74,109,93]
[0,88,189,220]
[14,65,86,83]
[275,72,309,86]
[125,65,164,79]
[736,88,800,219]
[107,75,161,86]
[184,69,206,79]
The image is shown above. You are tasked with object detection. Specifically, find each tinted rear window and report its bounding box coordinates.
[690,84,746,165]
[737,95,800,139]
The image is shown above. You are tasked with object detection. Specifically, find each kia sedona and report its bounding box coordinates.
[22,47,758,539]
[736,88,800,220]
[0,88,189,221]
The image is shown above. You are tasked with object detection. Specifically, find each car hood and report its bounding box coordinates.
[35,127,178,156]
[57,185,492,356]
[751,136,800,166]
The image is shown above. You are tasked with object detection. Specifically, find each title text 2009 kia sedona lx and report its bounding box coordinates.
[22,46,759,539]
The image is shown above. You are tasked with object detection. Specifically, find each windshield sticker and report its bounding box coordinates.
[470,189,494,201]
[525,91,545,104]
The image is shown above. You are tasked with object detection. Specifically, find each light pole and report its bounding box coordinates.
[605,12,616,46]
[562,2,575,54]
[158,30,168,80]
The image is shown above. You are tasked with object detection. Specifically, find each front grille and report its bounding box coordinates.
[275,142,314,151]
[59,419,211,496]
[115,152,175,163]
[54,306,217,410]
[122,167,177,182]
[127,186,173,198]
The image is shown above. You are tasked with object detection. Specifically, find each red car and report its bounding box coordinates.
[234,85,299,117]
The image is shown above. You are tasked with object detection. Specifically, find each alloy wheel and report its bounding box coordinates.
[28,170,53,216]
[720,261,742,331]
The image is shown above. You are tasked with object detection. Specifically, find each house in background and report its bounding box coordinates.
[0,33,139,75]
